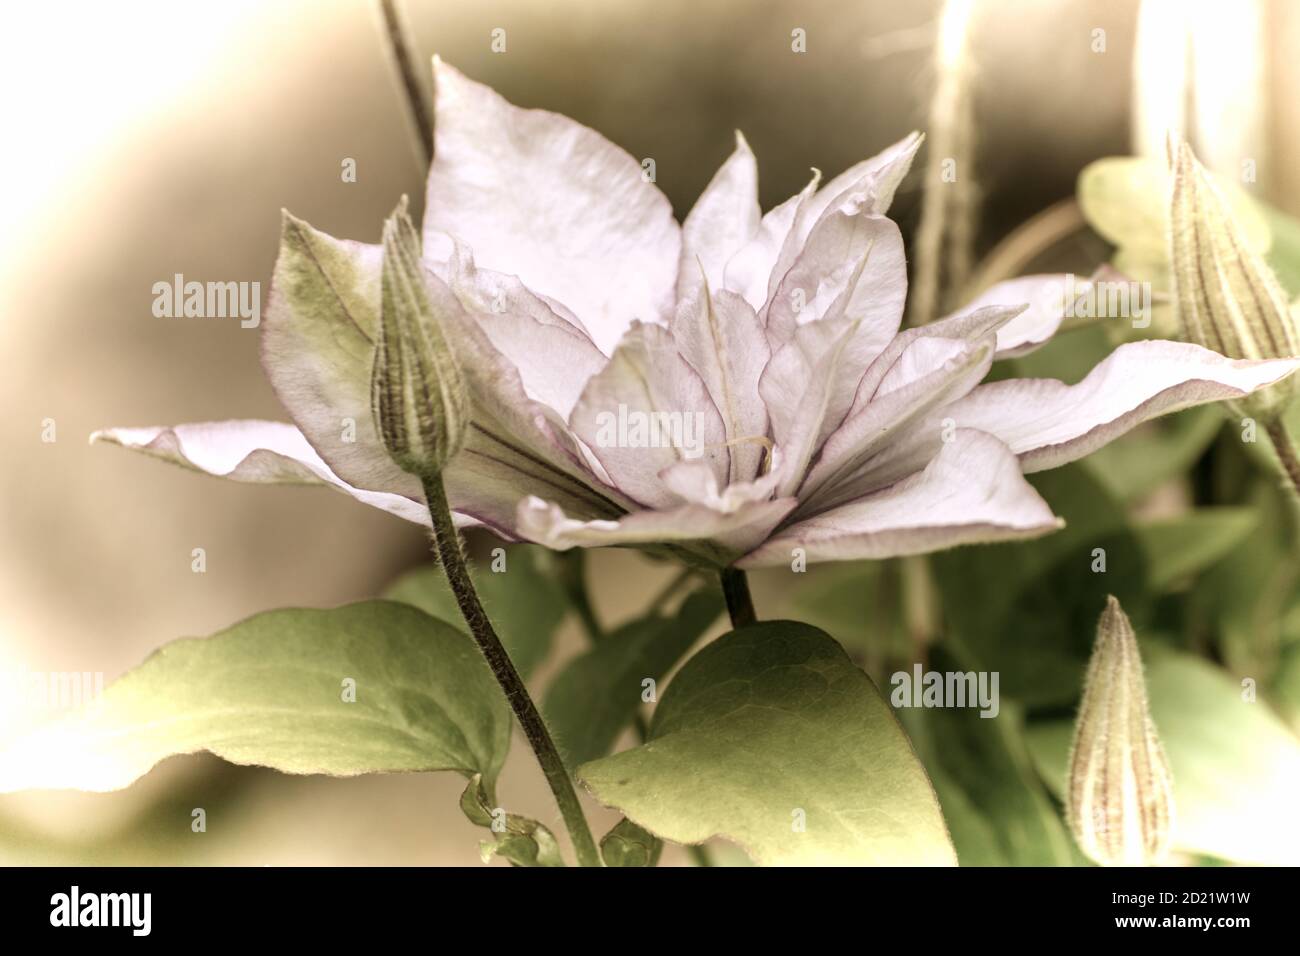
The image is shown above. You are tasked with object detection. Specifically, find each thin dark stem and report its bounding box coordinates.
[1267,418,1300,497]
[720,567,757,629]
[378,0,434,166]
[421,475,600,867]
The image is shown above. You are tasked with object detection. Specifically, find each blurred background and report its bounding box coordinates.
[1,0,1297,864]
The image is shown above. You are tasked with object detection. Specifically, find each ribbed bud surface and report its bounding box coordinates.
[1067,596,1175,867]
[371,198,469,479]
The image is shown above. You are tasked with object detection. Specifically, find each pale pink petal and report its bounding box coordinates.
[795,131,923,241]
[91,421,433,527]
[423,59,680,355]
[262,216,416,498]
[737,430,1061,567]
[670,283,771,483]
[798,334,995,510]
[517,494,796,559]
[947,341,1300,472]
[435,243,607,418]
[760,318,875,497]
[765,207,907,349]
[659,456,783,513]
[723,171,820,313]
[677,131,761,300]
[948,274,1092,358]
[569,322,728,508]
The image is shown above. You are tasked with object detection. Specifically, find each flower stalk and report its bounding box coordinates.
[720,567,757,628]
[372,200,599,867]
[422,475,601,867]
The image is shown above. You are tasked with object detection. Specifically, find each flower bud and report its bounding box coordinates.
[371,198,469,478]
[1168,141,1299,417]
[1066,596,1175,867]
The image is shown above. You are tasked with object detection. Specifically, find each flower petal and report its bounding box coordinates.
[423,59,680,355]
[723,170,820,313]
[262,214,416,497]
[436,242,607,418]
[517,493,796,561]
[947,274,1089,358]
[569,322,728,509]
[670,283,771,483]
[798,333,995,511]
[91,420,433,526]
[796,131,923,240]
[765,205,907,349]
[946,341,1300,472]
[737,430,1061,567]
[677,131,761,301]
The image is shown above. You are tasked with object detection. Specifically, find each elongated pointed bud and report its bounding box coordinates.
[1168,141,1300,417]
[371,197,469,478]
[1066,596,1175,867]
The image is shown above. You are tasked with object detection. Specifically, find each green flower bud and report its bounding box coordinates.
[1067,596,1175,867]
[1169,141,1300,418]
[371,197,469,479]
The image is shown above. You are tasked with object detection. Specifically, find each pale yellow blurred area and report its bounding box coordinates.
[1,0,1295,865]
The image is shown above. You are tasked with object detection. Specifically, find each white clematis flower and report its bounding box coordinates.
[96,60,1300,570]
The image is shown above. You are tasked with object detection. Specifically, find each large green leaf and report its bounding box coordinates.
[578,621,956,866]
[1026,648,1300,866]
[931,465,1151,709]
[1135,508,1258,592]
[543,589,722,767]
[0,602,511,793]
[384,545,567,678]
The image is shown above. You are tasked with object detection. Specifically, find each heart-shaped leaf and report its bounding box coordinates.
[0,602,511,793]
[578,621,956,866]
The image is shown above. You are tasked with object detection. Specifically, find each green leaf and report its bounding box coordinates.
[1083,407,1222,504]
[459,773,565,867]
[1196,480,1300,678]
[543,589,722,767]
[1077,156,1269,287]
[1134,508,1258,592]
[0,602,511,793]
[1025,648,1300,866]
[899,684,1078,866]
[384,545,567,678]
[931,464,1151,709]
[600,818,663,867]
[578,621,956,866]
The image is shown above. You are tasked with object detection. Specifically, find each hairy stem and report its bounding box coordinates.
[422,476,600,867]
[720,567,757,629]
[1267,418,1300,497]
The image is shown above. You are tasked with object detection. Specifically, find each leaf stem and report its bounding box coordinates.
[1266,418,1300,497]
[421,475,601,867]
[720,567,757,629]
